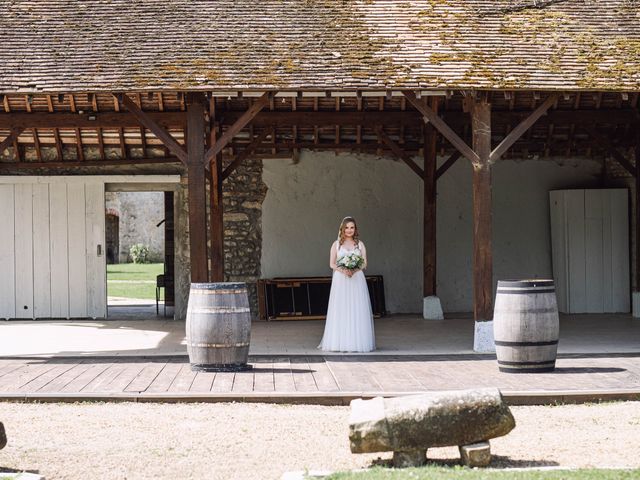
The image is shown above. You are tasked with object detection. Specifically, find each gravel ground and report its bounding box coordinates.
[0,401,639,480]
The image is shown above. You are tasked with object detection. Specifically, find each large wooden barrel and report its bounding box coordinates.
[493,279,559,373]
[186,282,252,372]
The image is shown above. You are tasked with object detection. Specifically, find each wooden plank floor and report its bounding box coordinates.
[0,354,639,403]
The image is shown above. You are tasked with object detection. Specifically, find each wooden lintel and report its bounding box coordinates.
[0,111,187,129]
[221,129,270,181]
[584,126,636,177]
[376,127,424,178]
[204,92,272,165]
[403,90,481,164]
[0,157,181,170]
[117,94,188,164]
[1,109,638,131]
[436,151,462,180]
[489,94,559,162]
[0,127,24,153]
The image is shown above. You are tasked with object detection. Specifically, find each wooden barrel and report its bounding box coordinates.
[493,279,559,373]
[186,282,252,372]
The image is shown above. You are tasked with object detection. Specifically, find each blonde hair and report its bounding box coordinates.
[338,216,359,248]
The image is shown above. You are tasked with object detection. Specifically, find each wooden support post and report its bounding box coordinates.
[471,96,493,324]
[635,133,640,295]
[424,98,438,298]
[186,94,208,283]
[210,121,225,282]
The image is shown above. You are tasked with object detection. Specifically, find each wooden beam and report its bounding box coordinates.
[403,90,481,164]
[436,151,462,180]
[0,157,180,170]
[0,127,24,153]
[117,94,187,164]
[424,98,438,297]
[186,95,209,283]
[584,126,636,177]
[204,92,272,165]
[489,94,559,162]
[376,127,424,178]
[222,129,270,181]
[471,96,493,322]
[1,109,638,131]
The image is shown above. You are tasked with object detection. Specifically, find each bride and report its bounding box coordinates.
[318,216,376,352]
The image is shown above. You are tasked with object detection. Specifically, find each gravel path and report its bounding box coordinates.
[0,401,639,480]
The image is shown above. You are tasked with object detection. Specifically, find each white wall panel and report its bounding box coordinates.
[67,183,87,317]
[85,182,106,318]
[49,183,70,318]
[14,184,34,318]
[32,184,52,318]
[0,185,16,319]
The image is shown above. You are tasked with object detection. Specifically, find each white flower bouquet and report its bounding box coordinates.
[337,253,365,271]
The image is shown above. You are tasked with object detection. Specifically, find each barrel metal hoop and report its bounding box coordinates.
[499,366,555,373]
[497,359,557,366]
[190,289,247,295]
[496,288,556,295]
[189,306,251,314]
[494,340,559,346]
[188,342,250,348]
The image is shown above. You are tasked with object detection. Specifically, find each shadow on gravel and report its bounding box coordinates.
[0,467,41,474]
[551,367,626,374]
[370,456,560,468]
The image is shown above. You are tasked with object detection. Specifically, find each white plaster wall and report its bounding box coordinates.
[261,151,602,313]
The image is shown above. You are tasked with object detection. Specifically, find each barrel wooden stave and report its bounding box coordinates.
[493,280,559,373]
[186,282,252,372]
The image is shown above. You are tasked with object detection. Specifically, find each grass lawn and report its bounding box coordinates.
[326,466,640,480]
[107,262,164,300]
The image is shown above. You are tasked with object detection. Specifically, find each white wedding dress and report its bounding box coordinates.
[318,242,376,352]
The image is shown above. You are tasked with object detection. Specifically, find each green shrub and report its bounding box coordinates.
[129,243,150,264]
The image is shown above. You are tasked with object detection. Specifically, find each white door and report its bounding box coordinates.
[0,180,106,319]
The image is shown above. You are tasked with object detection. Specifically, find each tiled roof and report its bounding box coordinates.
[1,0,639,93]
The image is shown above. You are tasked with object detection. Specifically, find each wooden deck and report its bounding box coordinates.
[1,353,639,404]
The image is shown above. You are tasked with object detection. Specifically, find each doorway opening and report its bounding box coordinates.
[105,189,175,319]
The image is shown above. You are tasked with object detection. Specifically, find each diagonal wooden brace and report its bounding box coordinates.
[204,92,273,165]
[222,129,271,181]
[376,127,424,178]
[489,94,558,163]
[0,127,24,154]
[436,151,462,180]
[403,91,480,164]
[116,93,188,164]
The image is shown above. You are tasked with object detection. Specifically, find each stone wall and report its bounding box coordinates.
[221,156,267,318]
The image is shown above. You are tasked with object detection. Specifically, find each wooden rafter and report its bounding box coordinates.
[69,94,85,161]
[489,94,559,162]
[32,128,42,161]
[403,91,481,164]
[116,93,187,164]
[376,127,424,178]
[204,92,272,165]
[53,128,64,161]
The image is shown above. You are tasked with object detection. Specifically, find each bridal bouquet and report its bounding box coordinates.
[337,253,365,271]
